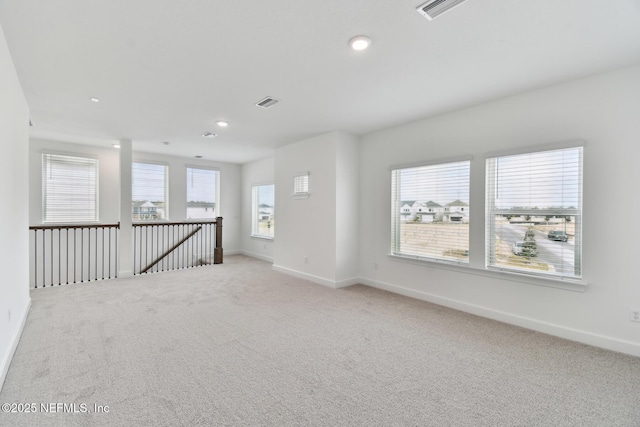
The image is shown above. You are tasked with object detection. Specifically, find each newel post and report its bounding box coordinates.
[214,217,223,264]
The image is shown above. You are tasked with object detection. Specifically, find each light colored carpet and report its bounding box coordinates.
[1,255,639,426]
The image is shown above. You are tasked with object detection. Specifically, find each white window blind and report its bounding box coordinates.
[186,167,219,219]
[132,162,168,221]
[42,154,98,223]
[486,146,583,279]
[391,160,470,264]
[252,184,275,238]
[293,173,309,196]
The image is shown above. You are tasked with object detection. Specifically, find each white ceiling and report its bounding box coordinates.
[2,0,640,164]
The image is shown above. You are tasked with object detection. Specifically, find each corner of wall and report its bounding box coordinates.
[0,298,31,390]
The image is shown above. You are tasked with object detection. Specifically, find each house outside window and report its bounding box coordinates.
[132,162,168,221]
[42,153,99,223]
[391,160,470,264]
[252,184,274,238]
[186,167,219,219]
[485,146,583,279]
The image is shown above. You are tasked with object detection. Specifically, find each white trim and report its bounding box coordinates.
[335,277,360,289]
[272,264,338,289]
[484,139,585,160]
[130,158,170,167]
[250,235,274,241]
[184,164,220,172]
[388,253,587,291]
[239,250,274,263]
[359,276,640,358]
[271,264,359,289]
[1,298,31,391]
[390,155,473,171]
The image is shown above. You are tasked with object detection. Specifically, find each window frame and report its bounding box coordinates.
[484,142,584,281]
[185,166,220,220]
[131,161,169,222]
[293,172,309,199]
[42,152,99,223]
[251,183,275,240]
[390,157,471,266]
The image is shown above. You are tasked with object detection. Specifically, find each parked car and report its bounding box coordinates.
[547,230,568,242]
[512,241,537,257]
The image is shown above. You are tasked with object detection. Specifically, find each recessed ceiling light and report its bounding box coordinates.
[90,97,100,103]
[112,144,120,149]
[216,121,229,127]
[201,132,218,138]
[349,35,371,51]
[195,155,203,159]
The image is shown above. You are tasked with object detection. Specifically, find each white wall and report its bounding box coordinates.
[273,131,360,287]
[358,65,640,356]
[241,156,275,262]
[0,24,31,389]
[274,133,338,284]
[335,132,360,284]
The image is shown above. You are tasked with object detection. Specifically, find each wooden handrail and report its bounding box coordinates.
[133,220,217,227]
[30,223,120,230]
[140,225,202,274]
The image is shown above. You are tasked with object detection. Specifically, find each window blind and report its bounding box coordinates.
[486,146,582,279]
[186,167,218,219]
[132,162,168,221]
[252,184,275,238]
[42,154,98,223]
[293,173,309,195]
[391,160,470,264]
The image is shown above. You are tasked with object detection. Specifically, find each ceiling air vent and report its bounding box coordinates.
[416,0,468,20]
[255,96,279,109]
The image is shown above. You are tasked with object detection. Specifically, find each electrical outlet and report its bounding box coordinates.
[631,309,640,323]
[304,256,308,264]
[374,262,378,270]
[263,243,267,249]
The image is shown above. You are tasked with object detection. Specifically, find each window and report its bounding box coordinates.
[42,153,98,222]
[293,172,309,198]
[252,184,275,238]
[486,146,582,279]
[186,167,219,219]
[132,162,168,221]
[391,160,470,264]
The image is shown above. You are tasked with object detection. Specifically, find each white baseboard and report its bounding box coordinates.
[360,277,640,358]
[0,297,31,391]
[272,264,353,289]
[239,250,274,263]
[335,277,360,288]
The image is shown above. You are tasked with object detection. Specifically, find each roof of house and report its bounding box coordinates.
[422,201,442,208]
[133,200,159,208]
[186,201,215,208]
[446,200,469,207]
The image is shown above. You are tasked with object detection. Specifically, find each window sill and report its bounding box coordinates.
[250,235,274,241]
[388,253,587,292]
